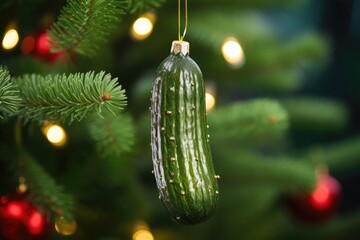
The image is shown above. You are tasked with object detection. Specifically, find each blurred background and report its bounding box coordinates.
[0,0,360,239]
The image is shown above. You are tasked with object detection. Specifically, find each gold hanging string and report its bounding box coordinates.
[178,0,188,41]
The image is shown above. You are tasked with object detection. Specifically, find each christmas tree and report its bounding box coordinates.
[0,0,359,239]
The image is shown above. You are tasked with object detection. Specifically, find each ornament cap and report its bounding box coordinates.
[171,41,190,56]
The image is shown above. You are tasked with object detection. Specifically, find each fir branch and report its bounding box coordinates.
[209,99,289,142]
[282,97,349,132]
[15,71,127,124]
[191,0,304,9]
[17,152,74,219]
[86,110,135,159]
[190,12,276,53]
[128,0,165,13]
[286,209,360,240]
[237,68,302,92]
[219,152,316,192]
[0,67,21,119]
[48,0,128,57]
[305,137,360,173]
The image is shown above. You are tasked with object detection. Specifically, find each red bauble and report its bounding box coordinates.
[0,192,51,240]
[287,174,341,223]
[34,32,63,62]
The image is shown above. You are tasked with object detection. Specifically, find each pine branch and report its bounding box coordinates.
[247,34,328,69]
[190,12,275,52]
[282,97,349,132]
[209,99,289,143]
[128,0,165,13]
[218,152,316,192]
[0,67,21,119]
[238,68,302,92]
[48,0,128,57]
[190,0,304,9]
[286,209,360,240]
[15,71,127,124]
[86,110,135,159]
[305,137,360,173]
[17,152,74,219]
[219,186,279,225]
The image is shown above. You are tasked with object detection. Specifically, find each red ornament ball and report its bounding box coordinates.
[34,32,63,62]
[287,174,341,223]
[0,193,51,240]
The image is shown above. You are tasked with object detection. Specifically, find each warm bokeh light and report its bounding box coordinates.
[134,18,152,35]
[55,217,77,236]
[44,124,67,147]
[21,35,36,54]
[130,13,156,40]
[17,183,28,193]
[133,229,154,240]
[132,221,154,240]
[2,29,19,50]
[206,92,216,112]
[221,37,245,67]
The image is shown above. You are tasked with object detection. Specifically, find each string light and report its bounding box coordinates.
[2,29,19,50]
[17,177,28,193]
[55,217,77,236]
[205,82,217,112]
[132,221,154,240]
[205,93,216,112]
[42,122,67,147]
[130,12,156,40]
[221,37,245,68]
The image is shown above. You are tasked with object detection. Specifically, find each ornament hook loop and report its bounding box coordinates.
[178,0,188,42]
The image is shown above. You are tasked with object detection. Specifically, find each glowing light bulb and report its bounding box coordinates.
[55,217,77,236]
[132,221,154,240]
[17,183,28,193]
[205,93,216,112]
[130,13,156,40]
[221,37,245,67]
[45,124,67,147]
[133,229,154,240]
[2,29,19,50]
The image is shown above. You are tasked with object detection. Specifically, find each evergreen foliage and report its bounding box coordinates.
[282,97,349,132]
[17,152,74,219]
[0,67,21,119]
[15,71,126,124]
[0,0,358,239]
[128,0,165,13]
[219,152,316,192]
[48,0,128,57]
[86,110,135,159]
[209,99,288,141]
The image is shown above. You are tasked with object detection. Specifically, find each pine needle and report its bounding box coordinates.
[128,0,165,13]
[209,99,289,141]
[17,152,74,219]
[15,71,127,124]
[0,67,21,119]
[86,110,135,159]
[48,0,128,57]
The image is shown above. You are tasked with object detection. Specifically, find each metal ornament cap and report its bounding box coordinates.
[171,40,190,56]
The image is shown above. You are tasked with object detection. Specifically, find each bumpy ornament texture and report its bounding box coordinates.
[151,41,219,225]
